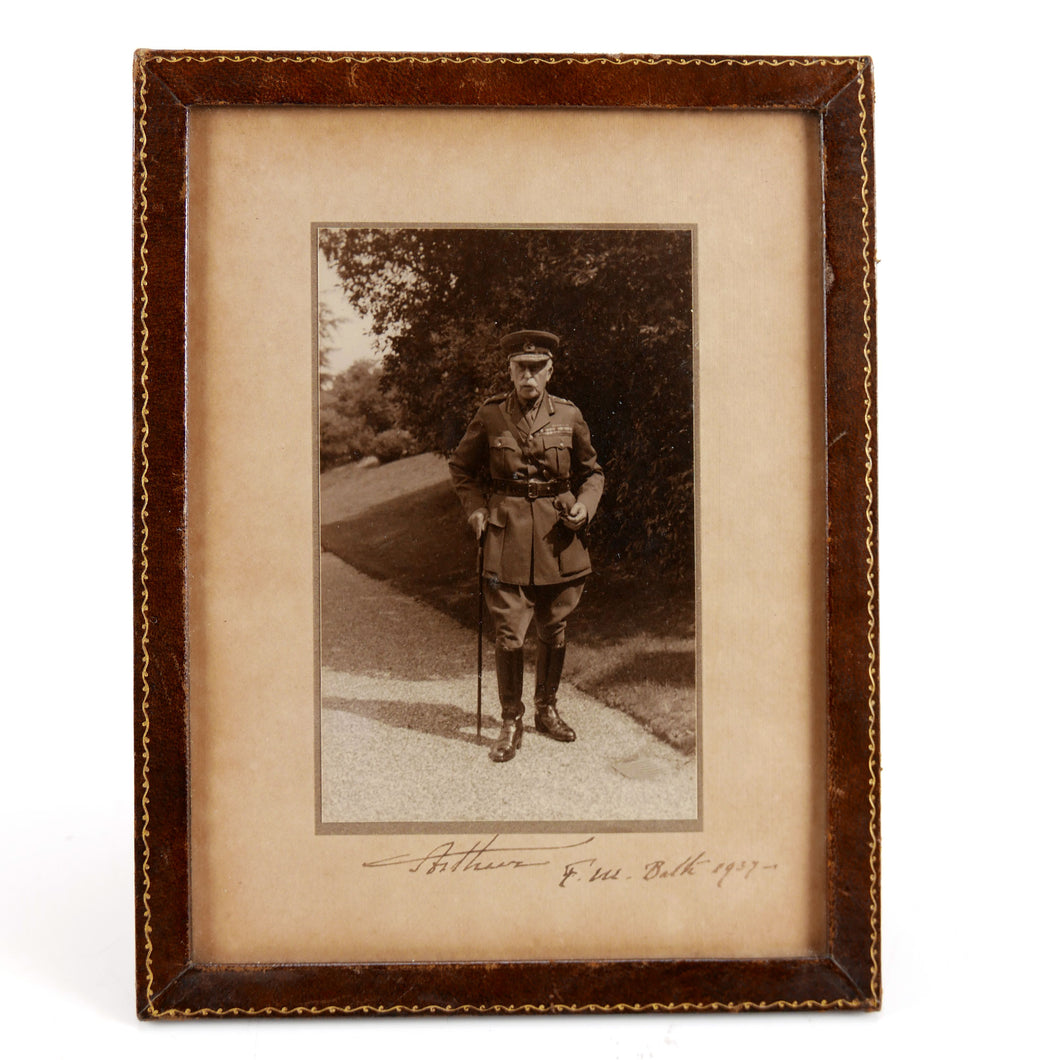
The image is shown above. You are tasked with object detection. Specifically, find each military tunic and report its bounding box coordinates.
[448,390,604,586]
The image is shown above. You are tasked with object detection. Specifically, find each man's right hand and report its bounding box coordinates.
[468,508,488,541]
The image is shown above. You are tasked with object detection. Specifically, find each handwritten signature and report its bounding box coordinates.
[362,834,595,875]
[362,836,777,888]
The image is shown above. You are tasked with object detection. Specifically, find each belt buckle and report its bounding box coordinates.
[526,481,543,500]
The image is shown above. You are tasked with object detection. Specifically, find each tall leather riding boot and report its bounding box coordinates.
[490,646,525,763]
[534,642,576,742]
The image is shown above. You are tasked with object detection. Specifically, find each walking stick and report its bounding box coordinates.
[476,531,485,739]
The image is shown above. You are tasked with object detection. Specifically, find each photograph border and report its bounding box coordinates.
[312,220,702,836]
[134,51,878,1016]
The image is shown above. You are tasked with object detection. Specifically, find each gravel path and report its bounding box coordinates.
[319,552,698,828]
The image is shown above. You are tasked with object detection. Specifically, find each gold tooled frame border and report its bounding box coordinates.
[135,52,878,1017]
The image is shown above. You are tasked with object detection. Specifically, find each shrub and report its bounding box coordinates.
[371,428,418,464]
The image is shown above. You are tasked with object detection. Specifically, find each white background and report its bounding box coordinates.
[3,2,1057,1056]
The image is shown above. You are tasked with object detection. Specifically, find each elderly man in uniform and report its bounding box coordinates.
[449,330,605,763]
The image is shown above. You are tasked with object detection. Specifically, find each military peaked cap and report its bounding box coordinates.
[501,330,559,362]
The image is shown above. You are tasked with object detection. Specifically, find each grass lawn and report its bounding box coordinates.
[320,455,697,754]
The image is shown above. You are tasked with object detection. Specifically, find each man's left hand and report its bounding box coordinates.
[560,502,588,530]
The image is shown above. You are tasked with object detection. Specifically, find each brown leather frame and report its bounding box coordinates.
[133,51,878,1017]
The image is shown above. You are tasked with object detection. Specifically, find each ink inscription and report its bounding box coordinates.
[362,836,778,889]
[560,853,775,888]
[362,834,594,875]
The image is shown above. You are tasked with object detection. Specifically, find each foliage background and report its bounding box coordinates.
[319,361,419,468]
[319,226,695,577]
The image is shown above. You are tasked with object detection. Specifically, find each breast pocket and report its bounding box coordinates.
[489,434,520,477]
[543,436,571,478]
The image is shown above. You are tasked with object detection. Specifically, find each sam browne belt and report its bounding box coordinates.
[490,478,571,499]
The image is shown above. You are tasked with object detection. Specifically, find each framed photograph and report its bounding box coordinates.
[134,51,879,1016]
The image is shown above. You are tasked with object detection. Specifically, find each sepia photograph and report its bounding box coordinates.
[315,225,700,831]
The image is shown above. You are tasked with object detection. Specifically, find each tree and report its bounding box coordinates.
[317,300,345,371]
[319,360,417,469]
[319,227,695,575]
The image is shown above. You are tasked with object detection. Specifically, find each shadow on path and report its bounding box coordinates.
[323,694,491,748]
